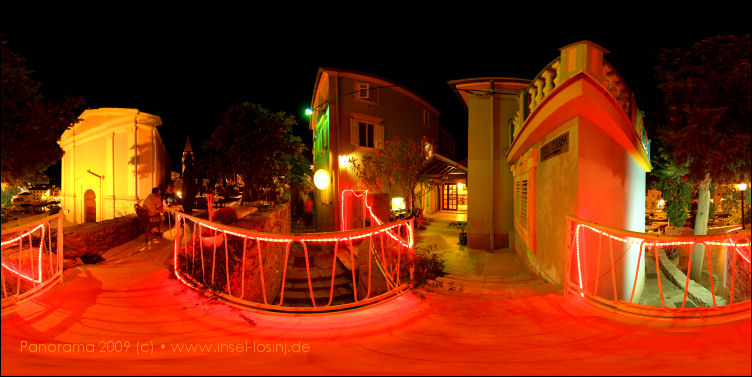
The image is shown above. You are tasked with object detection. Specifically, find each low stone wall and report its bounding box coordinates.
[228,201,290,304]
[63,215,141,260]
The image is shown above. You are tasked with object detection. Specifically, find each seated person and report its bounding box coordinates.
[142,187,163,216]
[163,182,177,206]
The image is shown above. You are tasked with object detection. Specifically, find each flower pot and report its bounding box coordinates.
[201,234,223,248]
[459,232,467,246]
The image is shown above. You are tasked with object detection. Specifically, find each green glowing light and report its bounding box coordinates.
[304,108,313,116]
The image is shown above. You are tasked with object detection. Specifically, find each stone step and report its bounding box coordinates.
[279,295,356,307]
[428,275,556,298]
[439,272,536,283]
[283,264,349,282]
[434,274,542,289]
[279,285,355,302]
[284,275,353,290]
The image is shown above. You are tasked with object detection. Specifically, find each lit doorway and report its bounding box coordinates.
[442,184,458,211]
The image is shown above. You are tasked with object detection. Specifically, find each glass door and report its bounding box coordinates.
[442,184,458,211]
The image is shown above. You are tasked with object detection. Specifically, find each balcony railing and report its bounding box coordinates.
[566,216,751,318]
[511,46,650,161]
[172,210,415,313]
[1,214,64,311]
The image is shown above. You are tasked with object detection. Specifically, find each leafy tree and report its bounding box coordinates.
[653,34,751,278]
[649,145,693,228]
[1,41,84,187]
[198,102,309,202]
[349,137,430,214]
[348,151,392,194]
[716,184,751,227]
[655,34,751,187]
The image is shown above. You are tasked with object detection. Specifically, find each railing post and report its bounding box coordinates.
[57,214,64,283]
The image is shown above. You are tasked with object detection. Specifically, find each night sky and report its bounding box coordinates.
[2,9,749,179]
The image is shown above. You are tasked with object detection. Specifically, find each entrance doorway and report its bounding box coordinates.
[442,184,458,211]
[84,189,96,222]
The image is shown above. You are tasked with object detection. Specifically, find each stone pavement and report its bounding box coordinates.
[1,216,750,375]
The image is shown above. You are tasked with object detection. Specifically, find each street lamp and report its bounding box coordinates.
[737,182,748,229]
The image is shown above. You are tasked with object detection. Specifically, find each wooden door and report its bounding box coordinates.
[84,189,96,222]
[442,184,458,211]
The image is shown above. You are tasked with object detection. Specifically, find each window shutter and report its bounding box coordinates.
[350,118,359,146]
[375,124,384,149]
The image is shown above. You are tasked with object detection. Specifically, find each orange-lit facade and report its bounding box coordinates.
[58,108,171,224]
[308,68,457,231]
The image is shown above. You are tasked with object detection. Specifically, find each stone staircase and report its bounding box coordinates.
[282,220,356,307]
[419,216,458,236]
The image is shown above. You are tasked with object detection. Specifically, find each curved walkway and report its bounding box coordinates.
[2,227,750,375]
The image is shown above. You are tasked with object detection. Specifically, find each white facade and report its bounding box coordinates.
[58,108,171,224]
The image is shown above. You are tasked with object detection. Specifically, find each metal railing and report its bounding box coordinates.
[566,216,750,318]
[1,214,64,311]
[172,208,414,313]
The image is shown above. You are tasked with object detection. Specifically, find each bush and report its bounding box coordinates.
[406,244,446,289]
[212,207,238,225]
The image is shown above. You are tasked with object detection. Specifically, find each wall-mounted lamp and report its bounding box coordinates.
[313,169,330,190]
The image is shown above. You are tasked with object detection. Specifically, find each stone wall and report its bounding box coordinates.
[63,214,141,259]
[230,201,290,304]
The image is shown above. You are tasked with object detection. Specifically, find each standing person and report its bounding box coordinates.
[295,190,305,224]
[304,195,314,227]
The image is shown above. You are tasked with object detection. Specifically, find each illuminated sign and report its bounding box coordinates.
[541,132,569,161]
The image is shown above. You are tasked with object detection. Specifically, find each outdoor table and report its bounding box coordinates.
[164,205,183,237]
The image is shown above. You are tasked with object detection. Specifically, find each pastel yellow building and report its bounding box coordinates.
[58,108,171,224]
[451,41,651,303]
[503,41,651,301]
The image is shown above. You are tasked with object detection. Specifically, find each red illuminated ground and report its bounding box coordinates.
[2,229,750,376]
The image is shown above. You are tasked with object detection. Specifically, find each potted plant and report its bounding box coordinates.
[200,207,238,248]
[448,221,468,246]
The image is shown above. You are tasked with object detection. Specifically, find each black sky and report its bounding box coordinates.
[2,8,749,176]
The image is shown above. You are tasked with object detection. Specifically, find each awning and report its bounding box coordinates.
[421,153,467,179]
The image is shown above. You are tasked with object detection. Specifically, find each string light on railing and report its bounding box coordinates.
[172,206,414,311]
[573,220,751,301]
[1,223,45,283]
[574,224,585,297]
[341,189,413,248]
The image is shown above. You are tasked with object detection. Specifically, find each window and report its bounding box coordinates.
[358,83,370,99]
[355,81,378,104]
[511,149,538,253]
[359,122,374,148]
[515,177,528,231]
[350,118,384,149]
